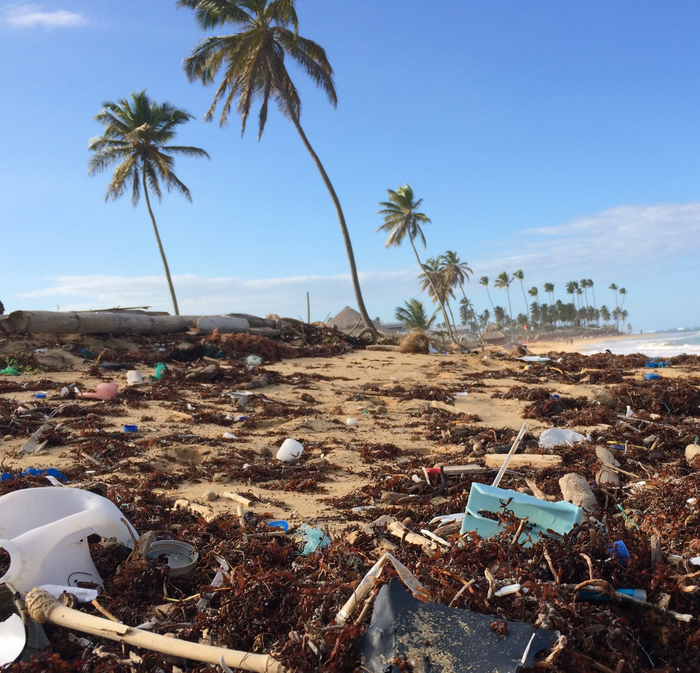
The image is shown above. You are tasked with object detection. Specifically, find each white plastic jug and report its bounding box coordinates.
[0,487,138,592]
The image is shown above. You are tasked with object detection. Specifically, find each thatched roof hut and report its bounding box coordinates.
[326,307,393,335]
[482,323,507,345]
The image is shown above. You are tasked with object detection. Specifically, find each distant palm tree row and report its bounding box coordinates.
[382,185,631,336]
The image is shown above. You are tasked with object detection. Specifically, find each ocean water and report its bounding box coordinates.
[579,330,700,357]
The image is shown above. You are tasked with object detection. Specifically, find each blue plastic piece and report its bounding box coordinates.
[607,540,630,566]
[645,373,660,380]
[34,393,46,398]
[459,483,582,547]
[2,467,67,482]
[123,425,138,433]
[267,520,289,532]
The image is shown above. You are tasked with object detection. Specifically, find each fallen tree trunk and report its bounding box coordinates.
[25,588,285,673]
[0,311,269,335]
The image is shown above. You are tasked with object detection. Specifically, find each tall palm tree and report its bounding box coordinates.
[439,251,482,340]
[580,278,590,311]
[512,269,530,324]
[395,299,436,332]
[179,0,375,333]
[565,281,577,309]
[377,185,454,340]
[88,90,209,316]
[418,257,456,336]
[480,276,496,315]
[609,283,619,308]
[544,282,555,305]
[493,272,514,336]
[528,286,539,306]
[601,305,611,323]
[618,287,628,310]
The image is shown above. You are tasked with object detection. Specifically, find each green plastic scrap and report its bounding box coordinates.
[617,503,640,530]
[149,363,167,380]
[0,367,20,376]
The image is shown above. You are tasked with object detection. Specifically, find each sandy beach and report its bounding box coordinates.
[1,326,699,671]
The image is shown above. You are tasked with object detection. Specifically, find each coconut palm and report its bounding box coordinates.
[493,272,514,336]
[179,0,375,333]
[395,299,437,332]
[609,283,619,308]
[440,251,482,340]
[580,278,590,310]
[88,90,209,316]
[528,286,539,306]
[544,282,555,305]
[618,287,628,310]
[418,257,456,336]
[512,270,530,324]
[565,281,577,309]
[378,185,454,339]
[600,305,611,323]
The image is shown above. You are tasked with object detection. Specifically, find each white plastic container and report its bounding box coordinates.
[346,418,358,427]
[277,438,304,462]
[0,487,138,592]
[126,370,143,386]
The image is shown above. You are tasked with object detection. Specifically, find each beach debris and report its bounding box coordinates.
[460,482,582,545]
[539,427,588,449]
[484,454,563,469]
[0,583,50,665]
[24,588,285,673]
[126,370,143,386]
[245,354,263,366]
[298,524,331,555]
[360,579,558,673]
[145,540,198,577]
[76,382,119,401]
[276,438,303,462]
[335,553,427,625]
[558,473,598,512]
[398,332,430,354]
[346,417,358,426]
[686,443,700,465]
[246,373,269,389]
[0,487,137,592]
[595,445,620,485]
[20,424,49,455]
[185,363,219,381]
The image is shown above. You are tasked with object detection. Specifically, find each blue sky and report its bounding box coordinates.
[1,1,699,330]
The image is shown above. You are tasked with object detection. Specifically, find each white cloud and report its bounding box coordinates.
[15,202,700,319]
[473,202,700,282]
[19,269,417,318]
[5,5,87,29]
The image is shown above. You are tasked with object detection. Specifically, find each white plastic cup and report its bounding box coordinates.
[277,438,304,462]
[126,371,143,386]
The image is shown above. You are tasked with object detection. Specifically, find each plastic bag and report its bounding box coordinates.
[539,428,588,449]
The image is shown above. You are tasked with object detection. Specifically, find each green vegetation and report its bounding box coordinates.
[88,90,209,316]
[178,0,375,333]
[394,299,437,331]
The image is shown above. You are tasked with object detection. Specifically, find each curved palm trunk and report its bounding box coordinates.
[266,60,375,336]
[142,171,180,316]
[485,286,496,316]
[408,238,454,340]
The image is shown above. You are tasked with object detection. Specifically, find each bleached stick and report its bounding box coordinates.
[25,589,285,673]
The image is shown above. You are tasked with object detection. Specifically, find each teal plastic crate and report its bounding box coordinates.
[460,482,582,546]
